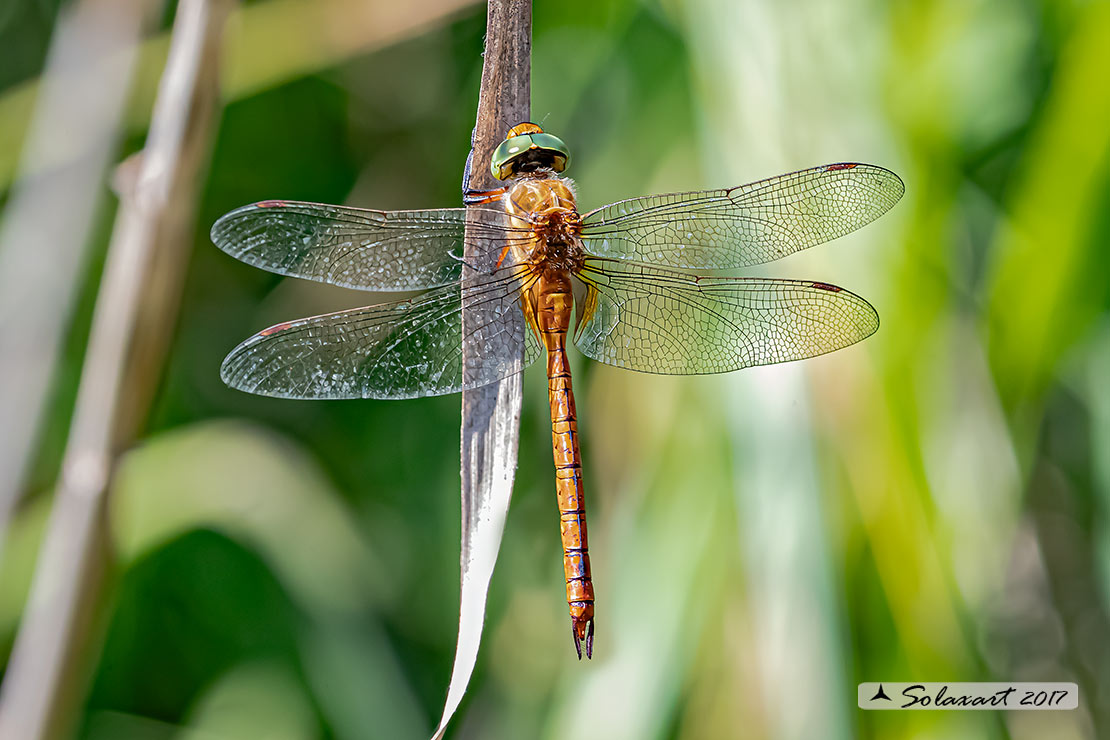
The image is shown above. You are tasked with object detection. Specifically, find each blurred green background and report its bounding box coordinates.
[2,0,1109,738]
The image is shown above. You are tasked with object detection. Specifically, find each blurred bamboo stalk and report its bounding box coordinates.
[0,1,234,737]
[0,0,153,560]
[436,1,530,737]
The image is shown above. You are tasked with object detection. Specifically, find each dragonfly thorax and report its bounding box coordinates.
[505,176,585,273]
[530,234,586,274]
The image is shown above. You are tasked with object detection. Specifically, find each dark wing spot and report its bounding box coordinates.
[254,199,287,208]
[810,281,843,292]
[823,163,857,172]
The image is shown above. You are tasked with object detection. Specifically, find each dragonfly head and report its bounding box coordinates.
[491,122,570,180]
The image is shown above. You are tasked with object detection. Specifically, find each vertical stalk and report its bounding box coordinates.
[0,2,233,737]
[437,1,530,737]
[0,0,150,555]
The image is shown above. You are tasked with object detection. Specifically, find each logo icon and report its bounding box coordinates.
[870,684,892,702]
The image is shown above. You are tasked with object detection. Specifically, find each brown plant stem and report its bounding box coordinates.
[0,0,152,558]
[0,1,234,737]
[437,1,531,737]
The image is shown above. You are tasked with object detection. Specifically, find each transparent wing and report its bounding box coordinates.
[579,163,903,269]
[221,269,543,400]
[573,258,878,374]
[211,200,536,291]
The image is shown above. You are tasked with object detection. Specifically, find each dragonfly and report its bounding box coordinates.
[213,123,904,659]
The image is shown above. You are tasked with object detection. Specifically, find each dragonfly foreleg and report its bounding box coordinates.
[461,139,509,205]
[463,187,508,206]
[448,249,506,276]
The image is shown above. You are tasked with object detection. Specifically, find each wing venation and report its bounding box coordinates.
[579,163,903,269]
[573,258,878,374]
[212,201,534,291]
[221,269,542,399]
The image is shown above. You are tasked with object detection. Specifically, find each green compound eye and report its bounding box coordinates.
[490,129,571,180]
[490,135,534,179]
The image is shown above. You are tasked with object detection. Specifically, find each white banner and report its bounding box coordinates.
[857,682,1078,710]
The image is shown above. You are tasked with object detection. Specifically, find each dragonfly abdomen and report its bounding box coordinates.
[549,341,595,659]
[531,271,595,659]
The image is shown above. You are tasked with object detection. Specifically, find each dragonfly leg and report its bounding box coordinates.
[457,145,511,271]
[461,138,508,205]
[495,244,512,269]
[446,250,484,273]
[463,187,507,206]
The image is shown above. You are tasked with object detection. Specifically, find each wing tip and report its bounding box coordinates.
[219,326,331,400]
[219,335,260,394]
[210,200,303,247]
[210,202,257,249]
[803,279,879,335]
[845,286,880,340]
[861,162,906,206]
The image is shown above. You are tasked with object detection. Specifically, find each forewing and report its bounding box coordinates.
[579,163,903,269]
[212,201,533,291]
[221,269,542,399]
[573,259,878,374]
